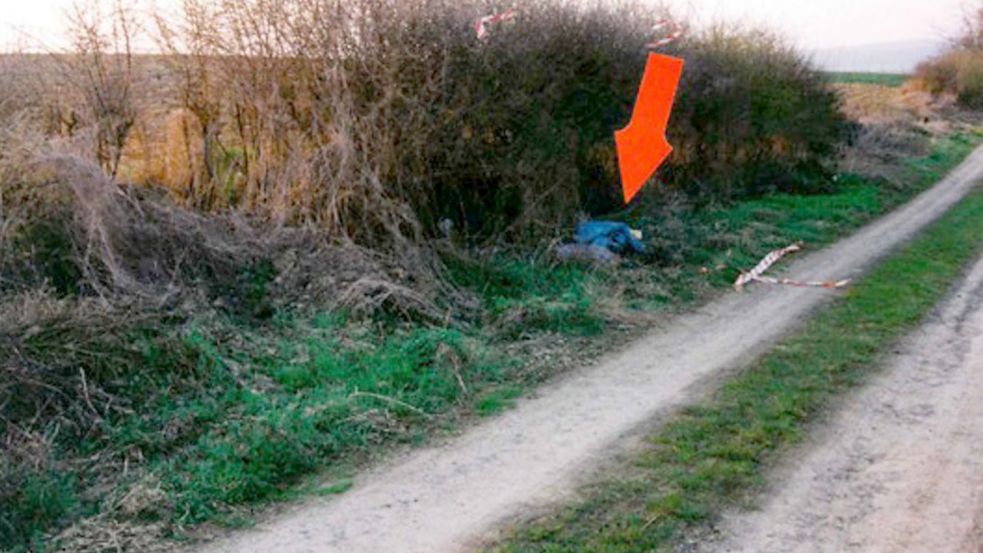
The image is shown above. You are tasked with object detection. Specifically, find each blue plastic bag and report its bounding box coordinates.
[574,221,645,254]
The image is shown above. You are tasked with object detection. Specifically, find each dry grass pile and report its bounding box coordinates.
[835,80,983,182]
[0,147,440,312]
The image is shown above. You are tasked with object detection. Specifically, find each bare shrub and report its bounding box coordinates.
[913,50,983,108]
[669,26,845,199]
[954,5,983,51]
[37,0,142,179]
[142,0,842,242]
[912,3,983,108]
[1,0,847,314]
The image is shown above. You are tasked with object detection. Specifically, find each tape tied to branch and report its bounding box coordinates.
[734,243,852,291]
[646,18,684,49]
[475,8,516,41]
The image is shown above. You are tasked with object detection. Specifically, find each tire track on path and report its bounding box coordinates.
[694,248,983,553]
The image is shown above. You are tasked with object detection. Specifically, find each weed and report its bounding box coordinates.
[476,387,524,417]
[0,471,82,551]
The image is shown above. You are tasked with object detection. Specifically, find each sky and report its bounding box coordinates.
[660,0,966,49]
[0,0,970,53]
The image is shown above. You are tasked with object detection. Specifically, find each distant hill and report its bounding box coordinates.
[810,39,947,74]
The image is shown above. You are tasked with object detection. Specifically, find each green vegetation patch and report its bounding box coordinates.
[825,72,908,87]
[490,180,983,552]
[623,131,981,306]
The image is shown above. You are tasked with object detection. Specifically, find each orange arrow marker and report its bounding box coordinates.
[615,53,684,204]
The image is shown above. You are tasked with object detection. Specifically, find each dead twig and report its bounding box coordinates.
[78,368,103,424]
[348,391,432,419]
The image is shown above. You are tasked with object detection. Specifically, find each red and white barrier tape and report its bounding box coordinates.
[734,244,801,290]
[475,8,516,41]
[734,243,851,291]
[646,18,683,49]
[752,276,853,289]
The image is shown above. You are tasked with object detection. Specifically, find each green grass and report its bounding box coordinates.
[621,131,981,307]
[4,132,981,552]
[825,71,909,87]
[112,323,515,524]
[489,181,983,552]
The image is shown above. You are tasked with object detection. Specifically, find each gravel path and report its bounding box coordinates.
[195,146,983,553]
[694,252,983,553]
